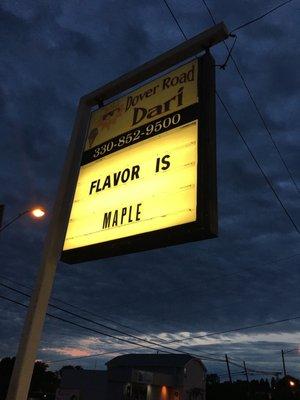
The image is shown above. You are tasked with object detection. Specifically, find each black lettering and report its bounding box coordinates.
[161,155,170,170]
[162,77,171,89]
[177,87,183,107]
[113,171,121,186]
[128,206,133,222]
[102,175,111,190]
[89,180,97,195]
[156,155,170,172]
[171,76,179,86]
[132,107,147,126]
[147,105,162,119]
[163,96,176,113]
[96,179,101,192]
[131,165,140,180]
[121,207,127,225]
[155,158,160,173]
[112,210,118,227]
[187,64,195,82]
[102,212,111,229]
[125,96,133,112]
[136,203,142,221]
[121,168,130,183]
[152,84,159,94]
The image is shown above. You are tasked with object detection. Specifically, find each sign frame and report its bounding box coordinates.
[61,53,217,263]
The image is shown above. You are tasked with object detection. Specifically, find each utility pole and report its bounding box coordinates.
[243,361,249,383]
[243,361,251,399]
[225,354,232,383]
[281,350,287,377]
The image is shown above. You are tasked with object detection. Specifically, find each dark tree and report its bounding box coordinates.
[0,357,59,400]
[0,357,15,400]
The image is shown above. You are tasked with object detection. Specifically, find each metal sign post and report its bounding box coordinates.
[6,100,91,400]
[6,22,228,400]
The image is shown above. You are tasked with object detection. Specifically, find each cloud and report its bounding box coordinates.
[0,0,299,378]
[42,347,93,358]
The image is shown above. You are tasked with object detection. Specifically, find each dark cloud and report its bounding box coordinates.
[0,0,299,379]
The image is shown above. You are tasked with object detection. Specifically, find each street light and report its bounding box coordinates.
[0,206,46,232]
[30,208,45,218]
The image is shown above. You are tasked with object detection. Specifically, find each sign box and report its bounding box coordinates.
[61,56,217,263]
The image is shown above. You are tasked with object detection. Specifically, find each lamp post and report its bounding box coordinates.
[0,207,46,233]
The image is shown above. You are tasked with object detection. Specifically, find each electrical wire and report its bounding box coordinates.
[0,292,225,363]
[162,0,188,40]
[1,281,300,373]
[1,250,299,348]
[216,91,299,233]
[0,274,151,337]
[202,0,300,195]
[0,282,223,362]
[167,313,300,344]
[162,0,299,233]
[283,347,299,354]
[0,294,162,352]
[230,0,295,34]
[2,252,299,334]
[3,283,280,376]
[2,0,297,378]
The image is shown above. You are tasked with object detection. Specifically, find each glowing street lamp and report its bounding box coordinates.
[0,206,46,232]
[30,208,45,218]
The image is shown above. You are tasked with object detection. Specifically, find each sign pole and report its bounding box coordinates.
[6,100,90,400]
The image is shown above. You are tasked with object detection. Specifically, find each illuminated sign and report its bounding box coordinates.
[62,57,217,263]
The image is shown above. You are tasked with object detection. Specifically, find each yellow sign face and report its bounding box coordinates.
[85,60,198,149]
[63,60,201,259]
[64,121,197,250]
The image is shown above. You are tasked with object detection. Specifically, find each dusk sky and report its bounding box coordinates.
[0,0,299,380]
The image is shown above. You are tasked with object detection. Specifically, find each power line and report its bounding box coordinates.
[283,347,299,355]
[0,273,150,337]
[202,0,300,195]
[162,0,188,40]
[167,313,300,344]
[7,261,300,364]
[0,283,178,355]
[2,2,297,377]
[1,251,299,345]
[0,275,224,361]
[2,282,299,372]
[0,288,249,372]
[0,294,162,352]
[230,0,295,34]
[0,291,225,363]
[0,282,222,362]
[163,0,299,233]
[201,0,217,24]
[216,91,299,234]
[0,286,276,372]
[3,282,277,374]
[229,54,299,194]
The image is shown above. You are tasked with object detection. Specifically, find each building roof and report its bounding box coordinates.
[107,354,205,369]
